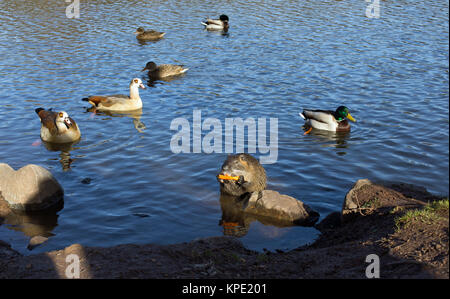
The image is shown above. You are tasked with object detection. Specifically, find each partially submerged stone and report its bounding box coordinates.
[244,190,319,226]
[0,163,64,211]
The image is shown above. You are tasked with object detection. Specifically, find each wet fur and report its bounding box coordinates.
[218,153,267,196]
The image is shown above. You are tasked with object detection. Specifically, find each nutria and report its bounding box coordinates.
[217,153,267,197]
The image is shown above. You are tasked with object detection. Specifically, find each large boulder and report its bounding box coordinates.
[0,163,64,211]
[243,190,319,226]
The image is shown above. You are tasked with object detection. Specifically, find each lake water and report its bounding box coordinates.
[0,0,448,255]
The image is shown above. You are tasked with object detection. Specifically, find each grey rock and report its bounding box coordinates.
[244,190,319,225]
[0,163,64,211]
[343,179,372,210]
[341,179,373,222]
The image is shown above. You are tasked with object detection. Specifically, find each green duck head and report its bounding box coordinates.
[335,106,356,122]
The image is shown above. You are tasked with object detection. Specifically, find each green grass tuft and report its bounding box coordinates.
[395,199,449,231]
[428,199,449,211]
[361,197,380,209]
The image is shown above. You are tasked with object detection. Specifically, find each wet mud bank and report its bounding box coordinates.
[0,179,448,279]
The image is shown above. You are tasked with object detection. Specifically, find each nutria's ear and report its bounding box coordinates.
[239,155,248,167]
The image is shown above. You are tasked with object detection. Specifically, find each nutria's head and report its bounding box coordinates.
[217,153,267,197]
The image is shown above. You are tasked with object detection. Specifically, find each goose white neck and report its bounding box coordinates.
[55,121,70,133]
[129,84,141,100]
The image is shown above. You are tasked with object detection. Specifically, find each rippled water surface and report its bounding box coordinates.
[0,0,448,254]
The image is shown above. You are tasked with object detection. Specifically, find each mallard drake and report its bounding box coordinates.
[299,106,356,133]
[35,108,81,143]
[82,78,145,112]
[201,14,229,31]
[134,27,165,41]
[142,61,188,79]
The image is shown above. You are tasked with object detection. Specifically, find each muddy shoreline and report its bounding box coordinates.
[0,180,448,279]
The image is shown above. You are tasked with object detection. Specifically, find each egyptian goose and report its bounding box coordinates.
[35,108,81,143]
[142,61,188,80]
[82,78,145,112]
[201,15,229,31]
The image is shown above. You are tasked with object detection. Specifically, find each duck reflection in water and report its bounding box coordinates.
[145,75,184,88]
[204,30,230,38]
[303,127,351,151]
[87,107,146,133]
[136,39,161,46]
[42,140,79,171]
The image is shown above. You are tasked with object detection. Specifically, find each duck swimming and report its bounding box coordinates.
[35,108,81,143]
[82,78,145,112]
[142,61,188,80]
[299,106,356,133]
[201,14,229,31]
[134,27,165,41]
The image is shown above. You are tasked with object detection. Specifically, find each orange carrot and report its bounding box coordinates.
[217,174,239,181]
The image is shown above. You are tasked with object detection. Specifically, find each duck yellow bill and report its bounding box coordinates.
[347,113,356,122]
[217,174,239,181]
